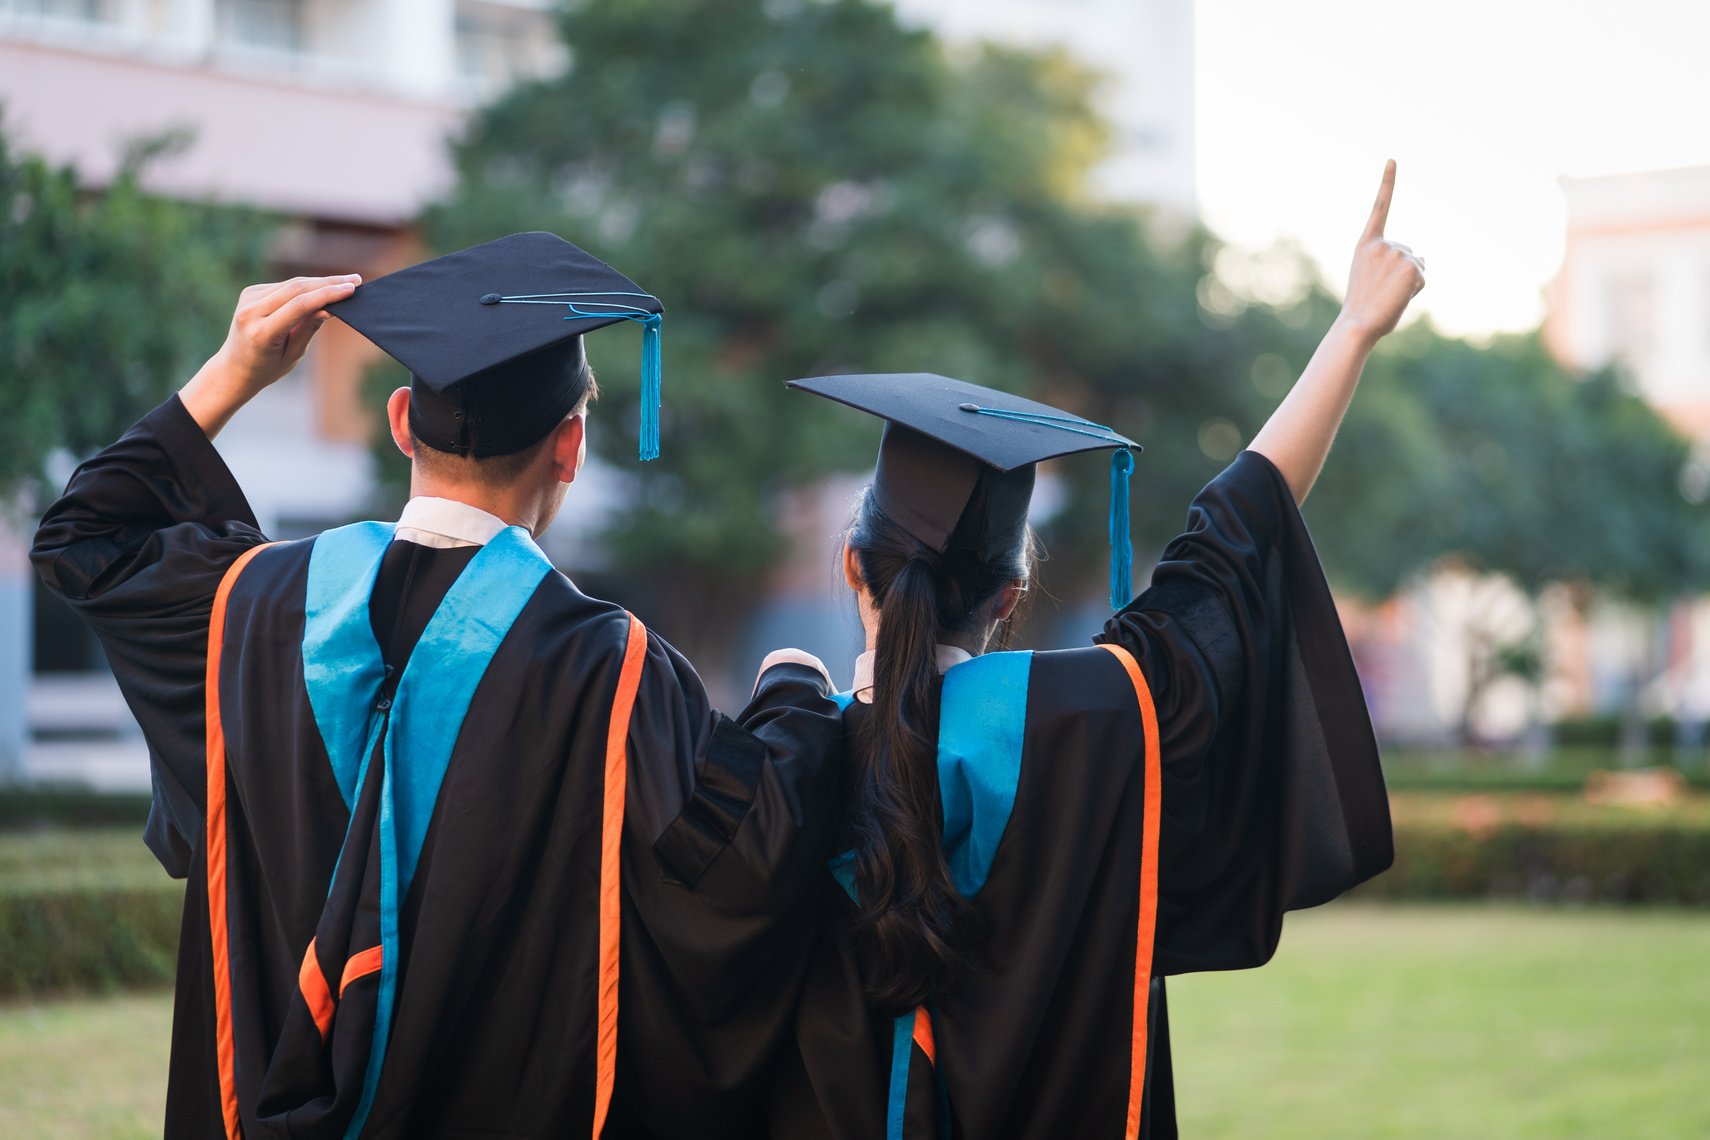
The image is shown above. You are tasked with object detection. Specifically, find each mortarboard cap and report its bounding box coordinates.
[327,231,665,459]
[787,372,1142,610]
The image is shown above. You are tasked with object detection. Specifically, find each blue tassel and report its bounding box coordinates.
[1109,447,1134,610]
[639,314,662,461]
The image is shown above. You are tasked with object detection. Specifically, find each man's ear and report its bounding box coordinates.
[386,387,414,459]
[842,539,864,592]
[552,414,586,484]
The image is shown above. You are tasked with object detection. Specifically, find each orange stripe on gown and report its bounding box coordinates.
[910,1006,936,1066]
[592,613,648,1137]
[206,542,276,1140]
[1099,642,1162,1140]
[298,938,335,1040]
[297,939,382,1041]
[340,945,384,997]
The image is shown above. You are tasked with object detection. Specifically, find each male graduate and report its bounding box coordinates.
[32,233,843,1139]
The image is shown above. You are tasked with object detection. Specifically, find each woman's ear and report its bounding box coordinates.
[842,539,864,593]
[994,580,1026,622]
[386,387,414,459]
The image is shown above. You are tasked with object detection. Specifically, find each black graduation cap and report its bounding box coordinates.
[327,231,664,460]
[787,372,1142,609]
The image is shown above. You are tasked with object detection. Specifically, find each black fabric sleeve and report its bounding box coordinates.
[1095,449,1393,974]
[30,395,267,874]
[651,712,766,888]
[624,645,843,938]
[615,648,844,1139]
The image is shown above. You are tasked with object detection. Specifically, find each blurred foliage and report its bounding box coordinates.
[1361,791,1710,906]
[0,111,273,505]
[0,828,177,998]
[423,0,1708,662]
[1381,745,1710,791]
[0,787,152,830]
[1549,713,1697,752]
[1313,326,1710,601]
[0,884,179,997]
[420,0,1261,656]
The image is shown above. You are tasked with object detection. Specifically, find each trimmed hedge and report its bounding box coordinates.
[0,825,181,998]
[1,794,1705,998]
[0,787,153,830]
[0,882,181,998]
[1356,793,1710,907]
[1552,714,1694,751]
[1380,749,1710,794]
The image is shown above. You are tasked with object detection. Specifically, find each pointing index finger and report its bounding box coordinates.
[1362,159,1396,243]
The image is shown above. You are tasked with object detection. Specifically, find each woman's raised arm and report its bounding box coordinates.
[1247,160,1426,504]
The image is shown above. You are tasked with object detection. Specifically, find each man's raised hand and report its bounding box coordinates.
[218,275,361,392]
[1340,161,1425,345]
[180,275,360,438]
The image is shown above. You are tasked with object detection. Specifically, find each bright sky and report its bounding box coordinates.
[1195,0,1710,337]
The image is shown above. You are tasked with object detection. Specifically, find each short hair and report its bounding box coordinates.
[409,371,598,487]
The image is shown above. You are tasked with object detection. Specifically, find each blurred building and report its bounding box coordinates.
[894,0,1196,215]
[1545,165,1710,740]
[1548,166,1710,440]
[0,0,563,785]
[1331,167,1710,748]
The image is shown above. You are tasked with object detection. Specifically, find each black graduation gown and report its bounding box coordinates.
[766,450,1395,1139]
[31,396,844,1139]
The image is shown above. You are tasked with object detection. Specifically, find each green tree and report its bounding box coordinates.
[418,0,1708,699]
[1310,324,1710,742]
[0,116,273,505]
[419,0,1269,665]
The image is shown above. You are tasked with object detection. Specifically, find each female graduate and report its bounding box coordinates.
[765,162,1425,1138]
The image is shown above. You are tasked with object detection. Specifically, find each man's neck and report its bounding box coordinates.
[407,475,538,535]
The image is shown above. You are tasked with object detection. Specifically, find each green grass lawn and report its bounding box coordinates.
[0,992,171,1140]
[1171,905,1710,1137]
[0,905,1704,1137]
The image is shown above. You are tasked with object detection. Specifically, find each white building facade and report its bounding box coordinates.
[1548,166,1710,439]
[1545,165,1710,743]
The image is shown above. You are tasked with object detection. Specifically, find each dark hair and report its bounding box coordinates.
[846,488,1034,1012]
[410,372,599,486]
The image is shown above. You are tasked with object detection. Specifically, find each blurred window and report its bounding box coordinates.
[455,0,562,99]
[219,0,305,53]
[1604,268,1654,371]
[0,0,119,24]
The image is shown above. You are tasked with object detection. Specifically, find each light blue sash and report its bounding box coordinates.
[302,522,554,1140]
[303,522,394,807]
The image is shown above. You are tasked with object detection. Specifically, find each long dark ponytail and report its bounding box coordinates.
[847,488,1033,1013]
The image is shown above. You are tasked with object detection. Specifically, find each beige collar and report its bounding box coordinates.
[850,645,973,704]
[394,496,510,549]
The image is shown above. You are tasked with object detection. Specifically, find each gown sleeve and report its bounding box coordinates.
[30,395,267,875]
[1095,449,1393,974]
[615,640,846,1138]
